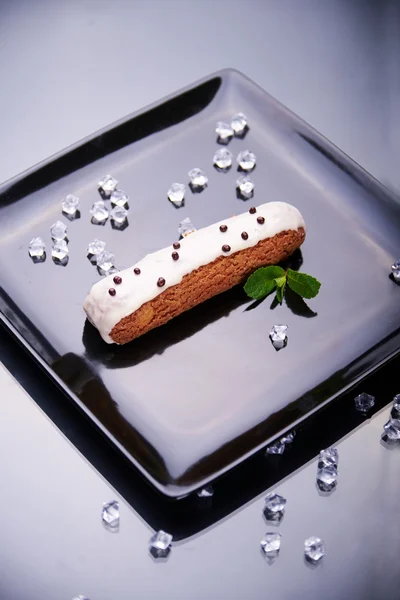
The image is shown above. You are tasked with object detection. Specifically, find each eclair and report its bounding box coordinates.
[84,201,306,344]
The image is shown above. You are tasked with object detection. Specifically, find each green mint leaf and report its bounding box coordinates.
[275,283,284,304]
[286,269,321,299]
[274,275,286,304]
[260,265,285,279]
[244,266,285,300]
[244,273,276,300]
[274,275,286,288]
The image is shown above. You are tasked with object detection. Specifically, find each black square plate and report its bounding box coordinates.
[1,69,399,497]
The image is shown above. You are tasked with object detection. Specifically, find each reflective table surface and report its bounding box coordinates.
[1,1,400,598]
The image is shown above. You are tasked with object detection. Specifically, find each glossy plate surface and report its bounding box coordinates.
[0,69,399,496]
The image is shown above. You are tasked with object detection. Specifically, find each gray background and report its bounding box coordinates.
[0,0,399,192]
[1,1,400,599]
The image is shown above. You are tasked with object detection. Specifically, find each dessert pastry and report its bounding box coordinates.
[84,202,306,344]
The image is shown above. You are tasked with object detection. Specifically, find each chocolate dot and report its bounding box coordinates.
[241,231,249,240]
[157,277,166,287]
[134,267,141,275]
[172,251,179,261]
[219,224,228,232]
[257,216,265,224]
[113,275,122,284]
[108,288,116,296]
[222,244,231,253]
[249,207,257,214]
[173,242,181,249]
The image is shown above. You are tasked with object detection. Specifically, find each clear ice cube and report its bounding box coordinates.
[50,220,68,241]
[87,239,106,258]
[188,168,208,192]
[231,112,248,137]
[304,537,325,563]
[266,441,285,455]
[392,394,400,418]
[237,150,256,171]
[264,492,286,513]
[391,259,400,283]
[215,121,234,144]
[101,500,120,530]
[269,325,288,343]
[61,194,80,216]
[236,175,255,199]
[168,183,186,206]
[90,201,109,224]
[213,148,233,171]
[52,240,69,263]
[383,418,400,442]
[318,447,339,468]
[28,237,46,259]
[280,431,295,444]
[110,206,128,224]
[260,532,281,558]
[197,485,214,498]
[269,325,288,349]
[110,189,129,208]
[316,466,338,492]
[96,250,115,275]
[98,174,118,197]
[178,217,196,238]
[149,530,173,558]
[354,393,375,414]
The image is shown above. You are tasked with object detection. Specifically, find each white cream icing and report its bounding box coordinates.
[83,201,305,343]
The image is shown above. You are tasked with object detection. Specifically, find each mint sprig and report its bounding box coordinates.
[244,266,321,304]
